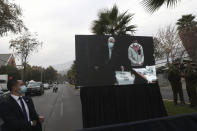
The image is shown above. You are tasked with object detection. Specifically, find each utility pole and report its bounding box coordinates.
[41,70,43,82]
[17,65,24,81]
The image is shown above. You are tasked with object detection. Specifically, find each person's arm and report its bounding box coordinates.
[138,45,144,65]
[128,47,138,65]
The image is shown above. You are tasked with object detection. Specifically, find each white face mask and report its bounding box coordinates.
[20,85,27,94]
[108,42,114,49]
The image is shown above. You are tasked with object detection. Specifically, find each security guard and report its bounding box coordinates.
[185,61,197,107]
[168,62,185,105]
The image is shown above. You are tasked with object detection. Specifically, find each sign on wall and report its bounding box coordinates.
[75,35,157,87]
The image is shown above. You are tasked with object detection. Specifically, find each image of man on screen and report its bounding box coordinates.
[89,37,116,86]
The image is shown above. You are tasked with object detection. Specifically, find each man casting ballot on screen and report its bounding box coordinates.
[91,37,116,85]
[1,79,44,131]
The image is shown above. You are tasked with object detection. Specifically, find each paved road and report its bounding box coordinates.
[32,84,82,131]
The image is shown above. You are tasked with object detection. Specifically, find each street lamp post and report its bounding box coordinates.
[16,65,24,81]
[41,70,43,82]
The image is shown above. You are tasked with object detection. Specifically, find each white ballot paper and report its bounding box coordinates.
[133,66,157,83]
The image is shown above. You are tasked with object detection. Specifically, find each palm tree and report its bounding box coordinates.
[91,5,136,35]
[176,14,197,32]
[141,0,181,12]
[176,14,197,63]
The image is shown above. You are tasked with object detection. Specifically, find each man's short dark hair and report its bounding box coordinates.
[7,78,18,91]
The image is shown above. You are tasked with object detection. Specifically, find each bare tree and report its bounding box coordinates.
[153,37,164,60]
[9,31,42,81]
[155,25,187,64]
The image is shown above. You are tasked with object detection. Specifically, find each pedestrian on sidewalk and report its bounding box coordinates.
[168,62,185,105]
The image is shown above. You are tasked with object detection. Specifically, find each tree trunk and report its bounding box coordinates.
[179,28,197,63]
[23,57,27,83]
[23,62,26,82]
[166,54,170,64]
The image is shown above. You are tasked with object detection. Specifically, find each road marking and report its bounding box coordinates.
[60,102,64,117]
[62,90,64,98]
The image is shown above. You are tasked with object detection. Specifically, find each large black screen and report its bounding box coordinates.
[75,35,156,87]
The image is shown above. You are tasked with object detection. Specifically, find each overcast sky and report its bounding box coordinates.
[0,0,197,67]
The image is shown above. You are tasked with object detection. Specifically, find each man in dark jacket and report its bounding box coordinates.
[168,63,185,105]
[185,62,197,107]
[1,79,43,131]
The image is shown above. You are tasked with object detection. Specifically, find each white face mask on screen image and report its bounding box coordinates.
[108,42,114,49]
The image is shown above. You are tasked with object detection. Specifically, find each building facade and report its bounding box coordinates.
[0,54,16,68]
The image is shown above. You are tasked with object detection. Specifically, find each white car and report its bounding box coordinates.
[0,90,3,96]
[0,74,8,91]
[43,83,50,89]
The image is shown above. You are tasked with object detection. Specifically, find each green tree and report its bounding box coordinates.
[57,74,67,84]
[0,0,26,36]
[43,66,58,83]
[25,64,33,81]
[91,5,136,35]
[9,31,42,82]
[66,61,76,85]
[25,65,43,82]
[0,65,20,79]
[176,14,197,63]
[142,0,181,12]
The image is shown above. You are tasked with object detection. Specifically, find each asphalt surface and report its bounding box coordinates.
[32,84,82,131]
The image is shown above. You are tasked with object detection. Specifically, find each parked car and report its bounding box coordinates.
[0,90,3,96]
[49,84,53,88]
[0,74,8,91]
[26,82,44,96]
[43,83,50,89]
[0,91,10,102]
